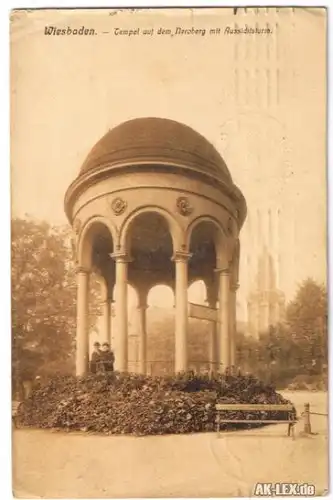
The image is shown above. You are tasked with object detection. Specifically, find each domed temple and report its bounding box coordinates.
[64,117,247,375]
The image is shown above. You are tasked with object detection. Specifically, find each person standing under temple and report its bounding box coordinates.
[90,341,101,374]
[100,342,115,372]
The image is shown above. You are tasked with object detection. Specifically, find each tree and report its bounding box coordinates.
[286,278,327,373]
[236,330,259,373]
[255,323,300,386]
[11,217,101,387]
[250,279,328,388]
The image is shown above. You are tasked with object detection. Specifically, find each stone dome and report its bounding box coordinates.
[79,117,233,184]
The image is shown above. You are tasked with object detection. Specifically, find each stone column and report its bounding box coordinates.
[101,299,111,344]
[100,278,112,345]
[112,253,129,372]
[216,268,230,372]
[208,316,218,374]
[207,286,218,374]
[137,300,148,374]
[173,251,190,372]
[110,299,116,346]
[229,283,239,368]
[76,266,90,376]
[108,299,113,346]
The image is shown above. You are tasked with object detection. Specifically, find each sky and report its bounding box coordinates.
[10,7,327,318]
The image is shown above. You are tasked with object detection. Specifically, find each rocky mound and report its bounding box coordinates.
[16,372,296,436]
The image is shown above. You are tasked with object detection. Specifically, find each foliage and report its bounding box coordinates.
[11,217,101,386]
[236,279,327,388]
[286,278,327,373]
[16,371,294,435]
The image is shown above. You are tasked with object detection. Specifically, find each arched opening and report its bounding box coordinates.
[187,221,220,373]
[148,284,174,308]
[77,221,115,359]
[120,206,182,252]
[90,284,141,366]
[78,218,115,270]
[187,279,210,373]
[123,213,175,374]
[126,212,174,286]
[125,285,139,373]
[105,284,139,372]
[188,279,207,305]
[146,284,175,376]
[91,283,141,372]
[188,220,219,284]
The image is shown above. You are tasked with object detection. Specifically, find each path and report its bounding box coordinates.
[12,391,328,498]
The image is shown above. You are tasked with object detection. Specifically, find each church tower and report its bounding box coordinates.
[247,209,286,338]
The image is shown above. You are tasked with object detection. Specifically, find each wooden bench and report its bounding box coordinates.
[216,403,297,438]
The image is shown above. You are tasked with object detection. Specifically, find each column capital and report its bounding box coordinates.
[172,251,192,262]
[75,265,90,275]
[110,252,133,263]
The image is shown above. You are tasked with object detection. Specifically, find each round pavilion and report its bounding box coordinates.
[64,117,247,376]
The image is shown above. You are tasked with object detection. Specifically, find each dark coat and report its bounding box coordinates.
[90,351,101,373]
[101,351,115,372]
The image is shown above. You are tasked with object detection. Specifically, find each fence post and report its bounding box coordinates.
[216,407,220,435]
[303,402,312,434]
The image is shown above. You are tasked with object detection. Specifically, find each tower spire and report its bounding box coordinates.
[276,207,281,289]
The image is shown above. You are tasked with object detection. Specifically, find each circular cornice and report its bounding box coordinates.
[64,159,247,226]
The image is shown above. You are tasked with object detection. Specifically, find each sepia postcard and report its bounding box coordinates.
[10,7,328,498]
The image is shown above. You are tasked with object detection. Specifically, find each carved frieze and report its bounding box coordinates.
[110,197,127,216]
[176,196,193,217]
